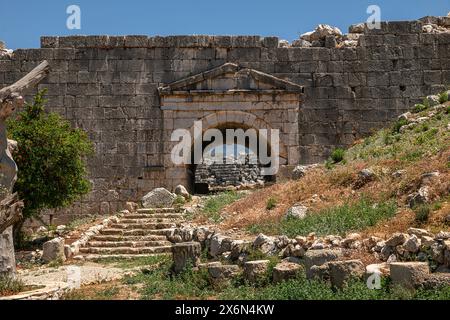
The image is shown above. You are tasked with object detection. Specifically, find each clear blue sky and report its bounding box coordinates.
[0,0,448,49]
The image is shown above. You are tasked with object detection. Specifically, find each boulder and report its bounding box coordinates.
[243,260,270,284]
[253,233,276,255]
[272,262,302,283]
[304,249,343,278]
[285,205,308,220]
[353,168,375,189]
[210,234,232,258]
[385,233,408,247]
[407,227,433,239]
[309,24,342,41]
[208,264,240,284]
[349,23,365,33]
[435,231,450,240]
[425,95,440,107]
[174,185,190,199]
[328,260,365,288]
[390,262,430,289]
[42,237,66,263]
[403,235,421,253]
[141,188,176,208]
[407,186,430,208]
[342,233,362,248]
[230,240,251,261]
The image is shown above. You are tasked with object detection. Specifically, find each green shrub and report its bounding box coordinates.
[414,204,430,223]
[0,275,25,296]
[266,197,277,210]
[330,148,345,163]
[438,91,449,104]
[412,104,427,114]
[392,118,408,133]
[7,89,93,222]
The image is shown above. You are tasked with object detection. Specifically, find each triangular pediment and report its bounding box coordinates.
[158,63,303,95]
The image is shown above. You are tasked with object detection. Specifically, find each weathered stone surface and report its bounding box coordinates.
[243,260,270,284]
[141,188,176,208]
[253,233,276,255]
[304,249,343,278]
[42,237,66,263]
[172,242,201,274]
[385,233,408,247]
[272,262,302,283]
[208,264,240,283]
[174,185,190,199]
[403,235,421,253]
[328,260,365,288]
[285,205,308,220]
[390,262,430,288]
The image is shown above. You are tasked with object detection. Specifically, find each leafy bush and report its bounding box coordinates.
[250,198,397,237]
[412,104,427,114]
[438,91,448,104]
[266,197,277,210]
[414,204,430,223]
[7,89,93,221]
[330,148,345,163]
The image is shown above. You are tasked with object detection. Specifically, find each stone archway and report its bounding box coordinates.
[158,62,303,192]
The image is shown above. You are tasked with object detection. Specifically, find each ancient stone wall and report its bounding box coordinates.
[0,19,448,222]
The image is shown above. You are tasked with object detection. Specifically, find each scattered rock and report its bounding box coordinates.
[407,186,430,208]
[304,249,342,278]
[390,262,430,289]
[404,235,421,253]
[285,204,308,220]
[253,234,276,255]
[208,264,240,283]
[434,231,450,240]
[291,39,311,48]
[392,170,406,179]
[278,40,289,48]
[174,185,190,199]
[141,188,176,208]
[243,260,270,284]
[230,240,251,261]
[425,95,440,107]
[42,237,66,263]
[125,202,138,212]
[342,233,361,248]
[272,262,302,283]
[420,172,440,186]
[210,234,232,258]
[328,260,365,288]
[407,228,433,239]
[386,233,408,247]
[354,168,375,189]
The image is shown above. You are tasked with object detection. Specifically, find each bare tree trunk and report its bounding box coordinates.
[0,61,50,277]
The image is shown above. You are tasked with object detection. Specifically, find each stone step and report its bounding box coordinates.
[125,213,185,219]
[137,208,182,214]
[109,222,177,230]
[80,246,172,255]
[119,218,184,224]
[83,253,171,261]
[86,240,172,248]
[100,228,174,236]
[91,235,168,242]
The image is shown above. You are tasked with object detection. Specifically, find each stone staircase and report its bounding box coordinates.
[79,208,184,260]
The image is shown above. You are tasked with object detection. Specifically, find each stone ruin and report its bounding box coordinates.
[0,13,449,221]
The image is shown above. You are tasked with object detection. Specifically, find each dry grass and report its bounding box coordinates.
[218,147,449,236]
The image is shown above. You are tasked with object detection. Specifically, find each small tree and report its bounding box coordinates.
[7,89,93,233]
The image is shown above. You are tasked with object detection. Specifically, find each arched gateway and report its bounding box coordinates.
[158,63,303,192]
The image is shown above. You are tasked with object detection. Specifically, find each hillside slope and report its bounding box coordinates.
[214,91,450,238]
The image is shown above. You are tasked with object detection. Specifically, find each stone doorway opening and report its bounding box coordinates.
[188,124,276,194]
